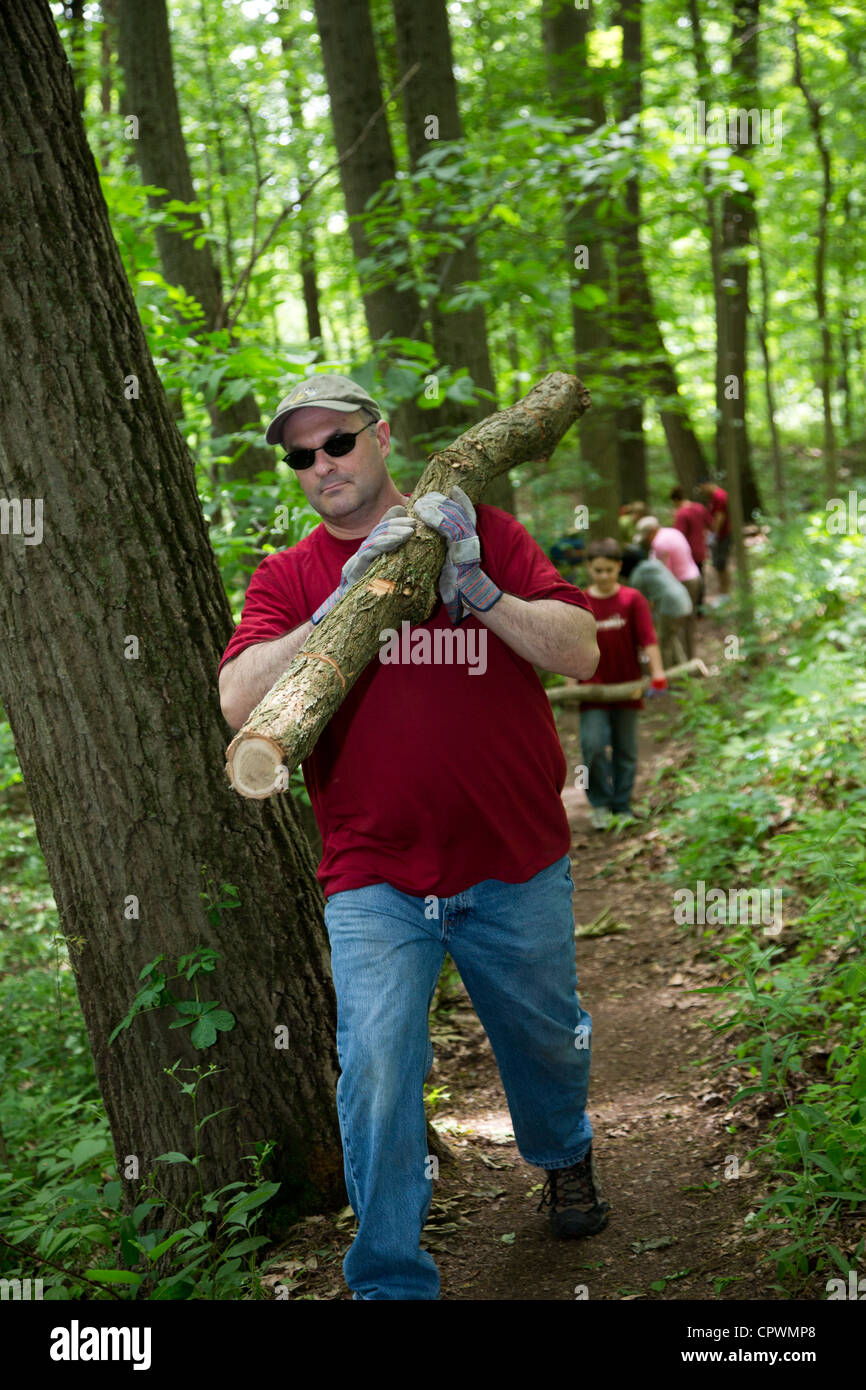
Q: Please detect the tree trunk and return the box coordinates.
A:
[719,0,762,522]
[280,21,324,351]
[115,0,273,485]
[792,17,837,494]
[226,372,592,795]
[754,218,785,516]
[541,0,619,536]
[611,0,647,501]
[312,0,430,457]
[390,0,511,512]
[0,0,345,1223]
[613,0,708,499]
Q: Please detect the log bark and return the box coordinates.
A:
[226,372,591,796]
[546,659,709,705]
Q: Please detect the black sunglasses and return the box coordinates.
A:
[282,419,377,470]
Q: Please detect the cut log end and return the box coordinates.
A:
[225,733,286,799]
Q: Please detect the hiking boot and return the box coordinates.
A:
[537,1147,610,1239]
[590,806,612,830]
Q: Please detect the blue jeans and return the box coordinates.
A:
[580,706,639,813]
[323,854,593,1300]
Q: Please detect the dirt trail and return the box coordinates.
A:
[270,616,781,1301]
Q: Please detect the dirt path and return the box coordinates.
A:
[268,617,782,1301]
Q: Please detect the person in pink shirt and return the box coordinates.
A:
[633,515,699,659]
[670,486,713,615]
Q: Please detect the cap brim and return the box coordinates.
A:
[265,400,379,446]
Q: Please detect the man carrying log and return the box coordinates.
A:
[218,373,607,1301]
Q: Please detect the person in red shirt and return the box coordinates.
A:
[670,486,712,614]
[580,539,667,830]
[697,481,731,595]
[218,374,607,1300]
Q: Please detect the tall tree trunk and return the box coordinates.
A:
[98,0,116,172]
[312,0,430,457]
[754,218,785,516]
[719,0,762,520]
[280,19,324,352]
[541,0,619,536]
[115,0,273,485]
[390,0,511,510]
[0,0,344,1223]
[792,18,837,494]
[614,0,708,499]
[611,0,647,502]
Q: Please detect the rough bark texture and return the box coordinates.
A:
[226,373,592,795]
[541,0,619,535]
[0,0,344,1222]
[115,0,272,484]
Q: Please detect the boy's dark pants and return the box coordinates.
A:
[580,705,639,813]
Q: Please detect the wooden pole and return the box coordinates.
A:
[226,371,592,797]
[546,658,709,704]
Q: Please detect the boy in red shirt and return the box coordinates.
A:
[581,539,667,829]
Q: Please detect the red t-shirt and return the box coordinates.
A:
[581,585,656,711]
[218,505,592,898]
[706,487,730,538]
[674,501,713,564]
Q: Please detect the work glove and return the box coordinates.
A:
[646,676,669,700]
[310,506,415,625]
[413,485,502,624]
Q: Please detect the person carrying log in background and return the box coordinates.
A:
[580,538,668,831]
[217,372,610,1301]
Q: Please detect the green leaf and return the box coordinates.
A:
[155,1151,193,1165]
[70,1136,109,1169]
[147,1229,197,1261]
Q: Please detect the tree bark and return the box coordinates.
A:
[719,0,762,524]
[226,372,592,796]
[280,20,324,350]
[312,0,430,456]
[0,0,344,1223]
[541,0,619,536]
[613,0,708,499]
[115,0,273,485]
[390,0,512,511]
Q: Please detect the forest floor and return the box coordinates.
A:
[265,607,792,1302]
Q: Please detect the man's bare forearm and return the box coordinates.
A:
[219,621,314,729]
[479,594,599,679]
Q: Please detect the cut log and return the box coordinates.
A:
[226,371,592,797]
[547,658,709,704]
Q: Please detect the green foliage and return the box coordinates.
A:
[654,511,866,1292]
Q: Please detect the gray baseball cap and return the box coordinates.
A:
[265,373,382,445]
